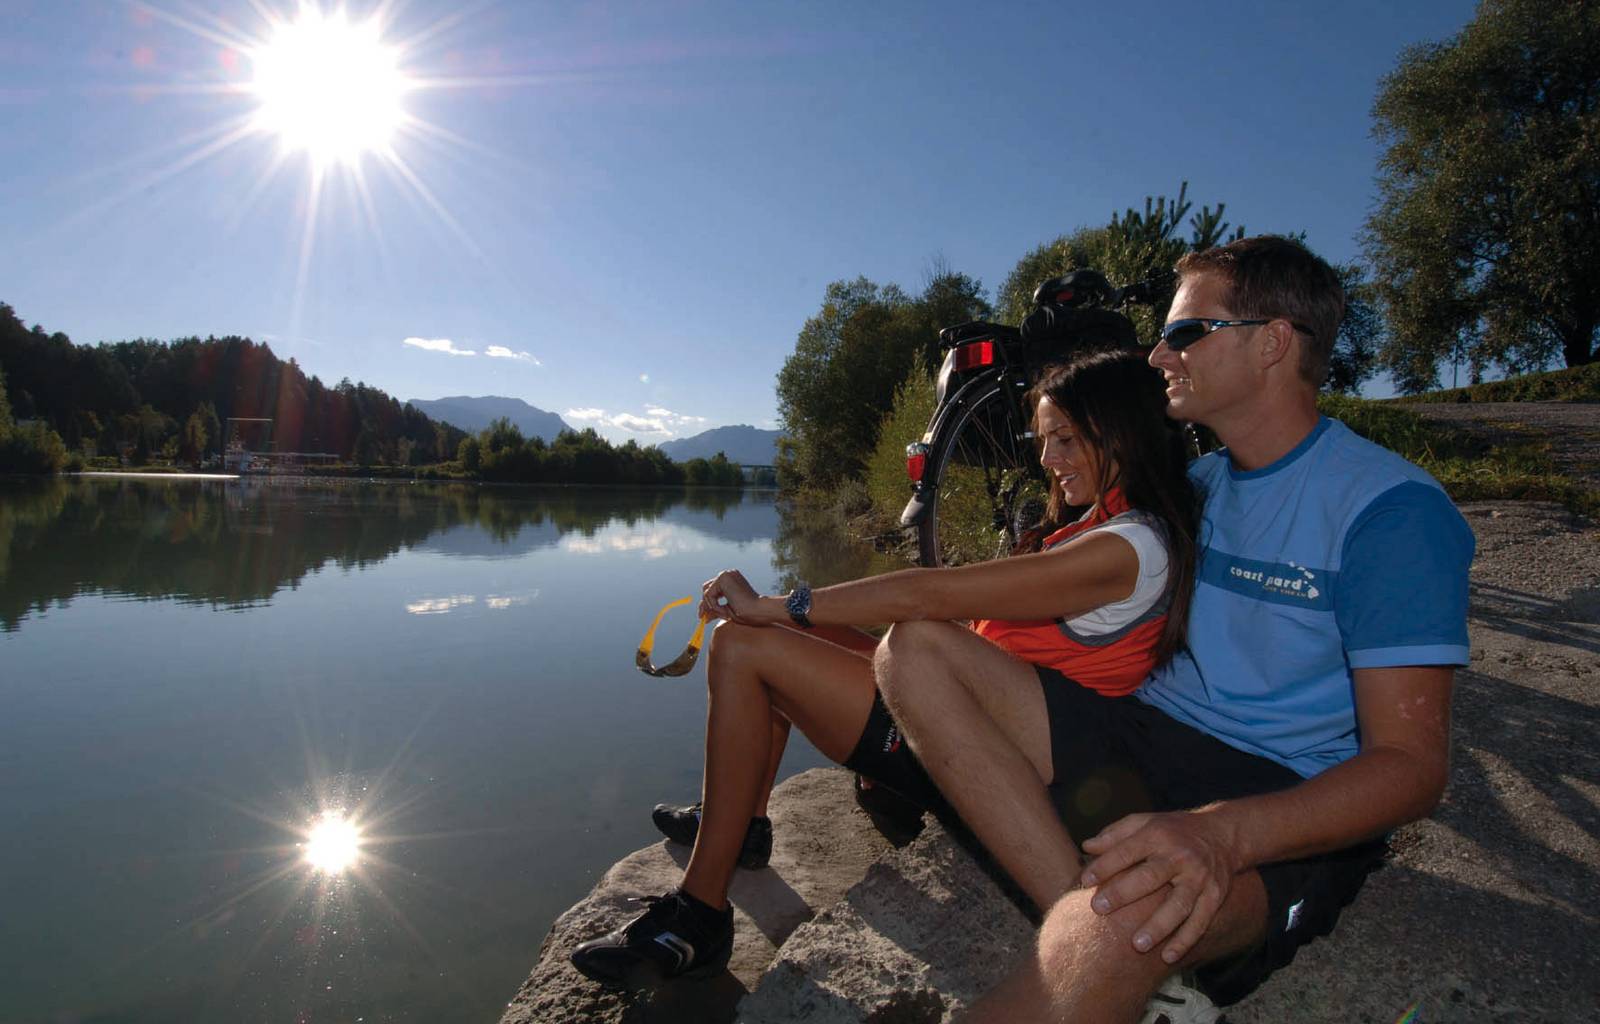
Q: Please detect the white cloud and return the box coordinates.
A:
[644,405,706,428]
[563,405,709,438]
[486,345,541,365]
[404,336,476,357]
[612,413,671,436]
[639,373,650,383]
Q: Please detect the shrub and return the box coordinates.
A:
[1397,362,1600,404]
[864,374,937,523]
[0,422,69,474]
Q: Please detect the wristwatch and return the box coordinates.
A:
[784,582,815,629]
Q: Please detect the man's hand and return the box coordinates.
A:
[1079,807,1243,964]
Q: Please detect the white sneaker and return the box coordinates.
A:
[1138,973,1222,1024]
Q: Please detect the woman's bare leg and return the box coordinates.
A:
[680,622,877,909]
[751,711,790,818]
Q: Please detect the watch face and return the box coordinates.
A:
[786,584,811,624]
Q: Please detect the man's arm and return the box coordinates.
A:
[1078,664,1454,963]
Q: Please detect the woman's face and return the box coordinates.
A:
[1036,397,1111,507]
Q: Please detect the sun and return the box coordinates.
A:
[249,5,410,166]
[302,811,364,873]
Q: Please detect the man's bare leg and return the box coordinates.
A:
[875,620,1081,910]
[961,872,1269,1023]
[681,623,877,908]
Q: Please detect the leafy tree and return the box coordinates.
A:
[180,410,209,465]
[0,422,67,473]
[457,436,481,472]
[1327,264,1383,394]
[776,277,913,488]
[353,426,381,467]
[996,182,1243,338]
[196,401,221,457]
[0,367,67,472]
[911,261,993,374]
[1364,0,1600,388]
[777,271,989,490]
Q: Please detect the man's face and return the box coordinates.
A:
[1148,272,1259,428]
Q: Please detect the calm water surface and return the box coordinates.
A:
[0,476,897,1024]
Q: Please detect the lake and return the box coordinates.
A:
[0,475,899,1023]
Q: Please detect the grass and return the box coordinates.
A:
[1397,361,1600,404]
[1318,393,1598,519]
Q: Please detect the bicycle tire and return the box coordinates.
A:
[915,378,1047,568]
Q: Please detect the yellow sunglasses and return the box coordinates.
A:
[635,596,710,677]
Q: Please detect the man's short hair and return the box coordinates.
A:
[1175,236,1345,387]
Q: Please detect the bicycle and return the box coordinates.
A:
[898,269,1168,568]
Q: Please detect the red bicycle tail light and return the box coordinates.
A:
[905,442,930,482]
[953,340,996,372]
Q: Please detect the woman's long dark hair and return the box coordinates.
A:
[1019,348,1201,670]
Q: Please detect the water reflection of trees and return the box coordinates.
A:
[769,500,907,594]
[0,478,751,631]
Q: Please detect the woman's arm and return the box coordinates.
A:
[704,529,1142,629]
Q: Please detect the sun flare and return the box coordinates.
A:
[250,6,409,166]
[303,811,364,873]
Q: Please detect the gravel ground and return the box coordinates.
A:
[1403,401,1600,491]
[1228,499,1600,1022]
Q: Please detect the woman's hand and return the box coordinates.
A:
[699,570,772,625]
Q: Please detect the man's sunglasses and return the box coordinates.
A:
[1158,317,1314,352]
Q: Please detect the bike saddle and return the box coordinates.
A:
[1031,269,1114,309]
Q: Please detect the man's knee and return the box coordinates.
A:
[875,620,958,701]
[1035,889,1168,994]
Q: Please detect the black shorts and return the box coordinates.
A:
[841,689,946,812]
[1038,666,1386,1007]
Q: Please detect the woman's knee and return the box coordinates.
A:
[705,621,762,678]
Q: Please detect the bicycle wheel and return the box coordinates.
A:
[915,380,1048,567]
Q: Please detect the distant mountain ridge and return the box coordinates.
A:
[405,395,571,442]
[659,424,782,464]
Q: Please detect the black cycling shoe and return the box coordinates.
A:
[651,802,773,870]
[569,889,734,989]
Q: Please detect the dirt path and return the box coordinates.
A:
[1404,401,1600,491]
[1228,498,1600,1022]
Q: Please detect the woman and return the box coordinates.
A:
[570,348,1199,989]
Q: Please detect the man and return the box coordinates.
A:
[876,235,1474,1022]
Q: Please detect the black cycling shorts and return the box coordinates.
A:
[1037,666,1386,1007]
[841,689,946,812]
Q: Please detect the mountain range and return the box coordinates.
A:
[404,396,571,442]
[658,424,782,465]
[405,395,783,464]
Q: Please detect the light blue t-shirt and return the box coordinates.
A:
[1138,417,1475,778]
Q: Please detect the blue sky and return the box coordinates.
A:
[1,0,1475,442]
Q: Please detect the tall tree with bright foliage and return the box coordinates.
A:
[1365,0,1600,391]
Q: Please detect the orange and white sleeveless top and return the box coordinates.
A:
[972,489,1171,697]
